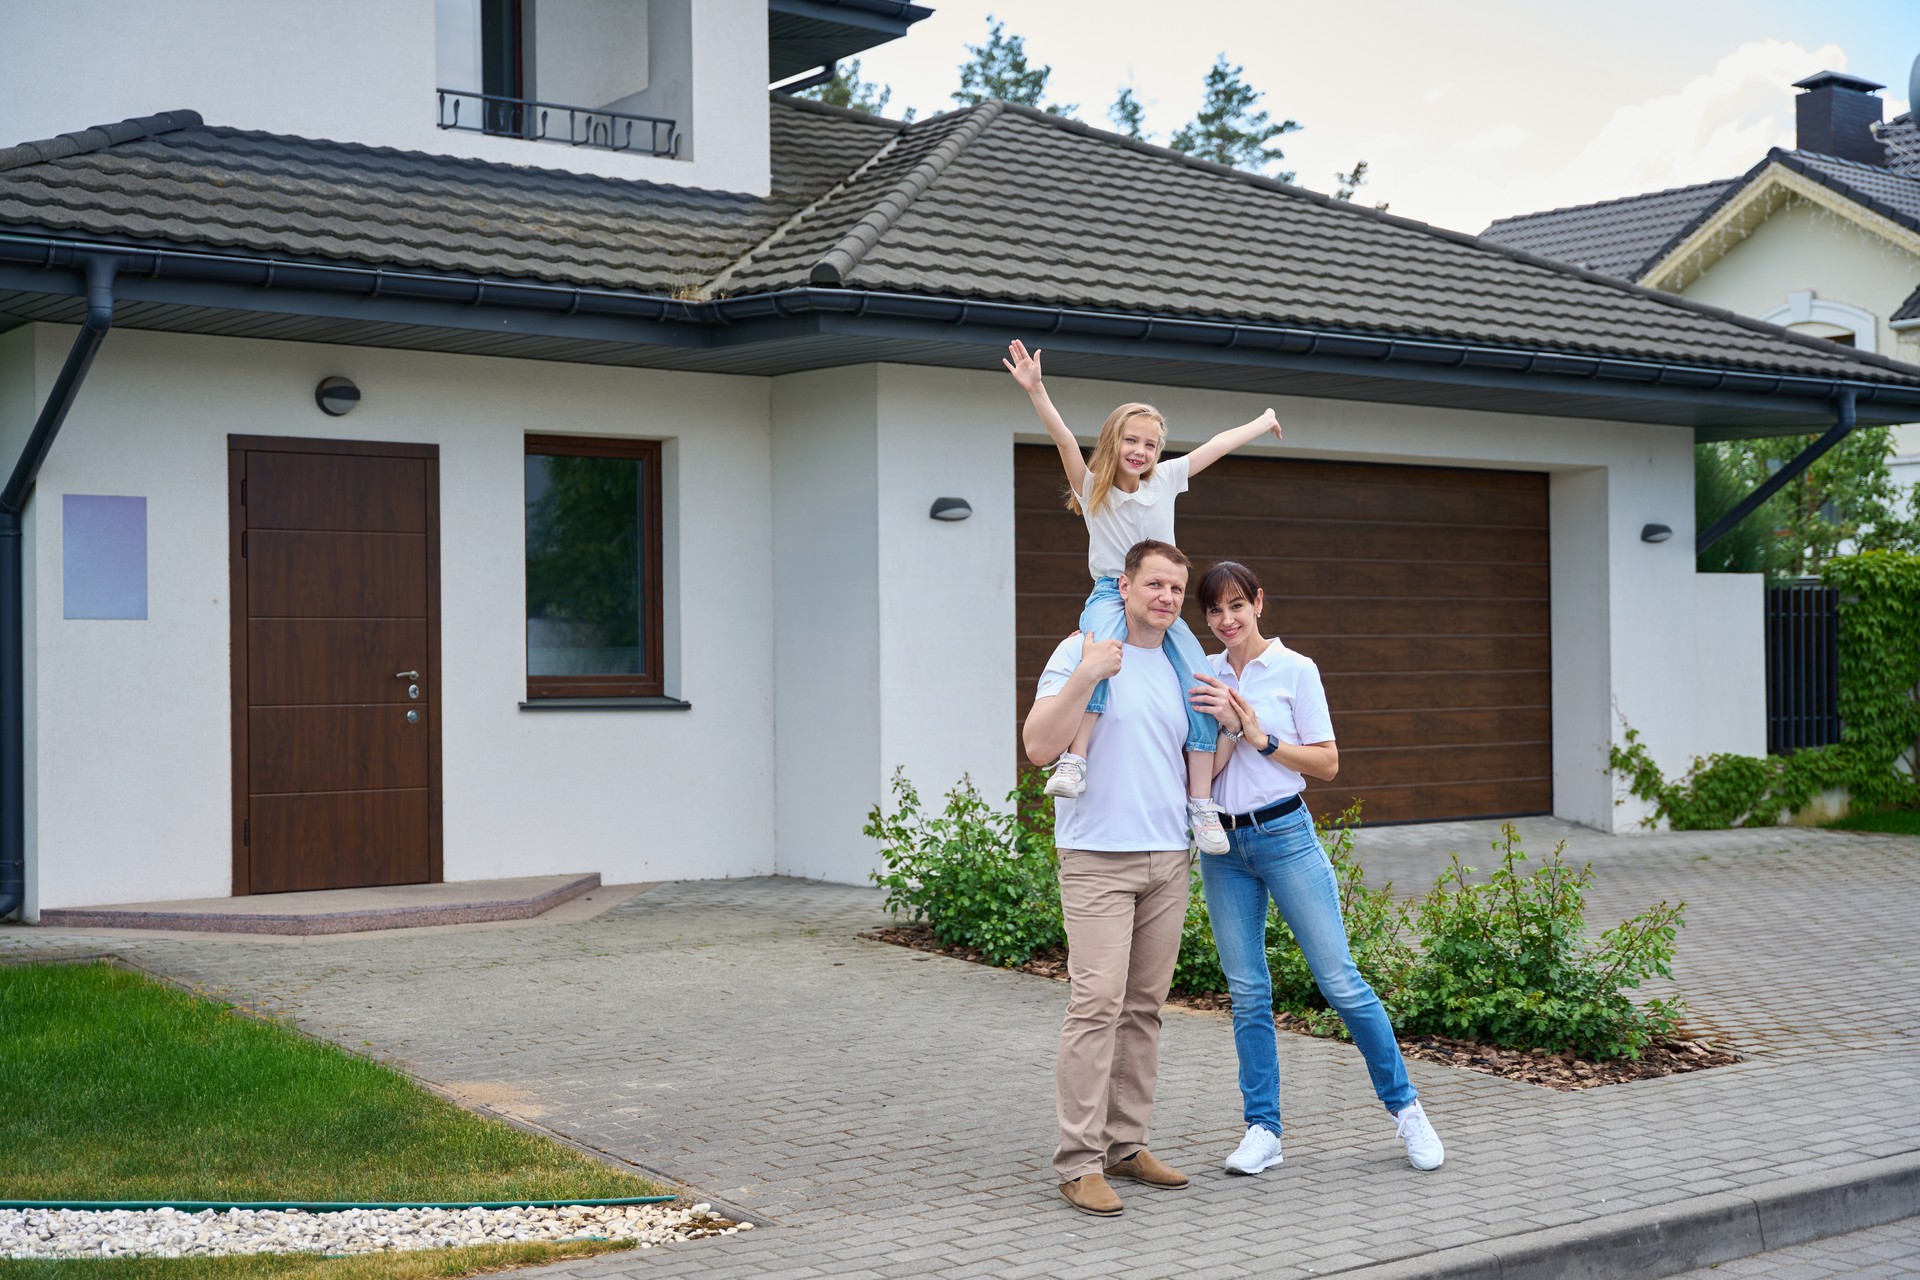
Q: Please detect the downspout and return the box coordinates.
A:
[1696,389,1857,556]
[0,253,116,921]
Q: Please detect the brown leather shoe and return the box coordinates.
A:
[1059,1172,1125,1216]
[1104,1148,1190,1189]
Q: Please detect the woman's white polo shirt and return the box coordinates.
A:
[1210,639,1335,814]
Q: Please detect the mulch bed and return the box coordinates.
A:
[859,922,1741,1091]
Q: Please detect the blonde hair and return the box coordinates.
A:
[1069,402,1167,516]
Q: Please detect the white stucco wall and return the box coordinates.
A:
[769,367,882,882]
[847,366,1763,849]
[1677,201,1920,355]
[1,0,770,194]
[20,325,774,914]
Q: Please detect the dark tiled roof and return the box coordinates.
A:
[1774,148,1920,235]
[4,99,1918,387]
[0,100,902,294]
[1877,112,1920,177]
[1894,283,1920,324]
[1478,179,1739,280]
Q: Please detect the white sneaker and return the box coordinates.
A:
[1394,1101,1444,1171]
[1044,753,1087,798]
[1223,1124,1283,1175]
[1188,799,1229,855]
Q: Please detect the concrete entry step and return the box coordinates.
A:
[36,873,602,936]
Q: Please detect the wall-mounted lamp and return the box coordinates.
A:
[1640,523,1673,543]
[929,497,972,522]
[315,376,361,416]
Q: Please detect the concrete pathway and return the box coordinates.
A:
[4,820,1917,1278]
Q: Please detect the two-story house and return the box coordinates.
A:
[5,1,1920,920]
[1484,63,1920,505]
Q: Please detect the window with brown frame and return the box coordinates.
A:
[524,434,664,699]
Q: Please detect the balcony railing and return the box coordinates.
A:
[436,88,680,157]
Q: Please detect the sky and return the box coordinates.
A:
[844,0,1920,234]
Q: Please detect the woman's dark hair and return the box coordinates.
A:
[1198,561,1262,611]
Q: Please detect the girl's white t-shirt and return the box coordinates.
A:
[1210,639,1336,814]
[1080,454,1191,580]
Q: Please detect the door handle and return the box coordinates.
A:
[395,670,420,679]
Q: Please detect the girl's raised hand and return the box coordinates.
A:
[1258,408,1282,442]
[1002,339,1044,392]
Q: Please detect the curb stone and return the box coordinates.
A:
[1332,1150,1920,1279]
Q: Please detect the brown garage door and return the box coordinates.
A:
[1014,446,1550,824]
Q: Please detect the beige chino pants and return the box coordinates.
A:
[1052,847,1191,1181]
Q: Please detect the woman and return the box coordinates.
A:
[1187,560,1445,1176]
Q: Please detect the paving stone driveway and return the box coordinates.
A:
[4,820,1918,1279]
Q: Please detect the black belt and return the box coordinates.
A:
[1220,793,1304,830]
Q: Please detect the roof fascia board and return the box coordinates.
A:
[802,307,1920,426]
[1645,160,1920,291]
[0,261,720,353]
[6,233,1918,422]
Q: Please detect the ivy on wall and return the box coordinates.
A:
[1610,550,1920,828]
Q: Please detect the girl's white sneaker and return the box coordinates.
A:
[1188,799,1230,854]
[1224,1124,1283,1175]
[1044,754,1087,798]
[1394,1101,1445,1170]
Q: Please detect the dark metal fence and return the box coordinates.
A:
[1765,581,1841,754]
[436,89,680,157]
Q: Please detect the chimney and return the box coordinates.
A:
[1793,71,1886,164]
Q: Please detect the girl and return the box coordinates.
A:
[1187,560,1444,1175]
[1003,338,1282,855]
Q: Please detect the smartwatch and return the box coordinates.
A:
[1257,733,1281,757]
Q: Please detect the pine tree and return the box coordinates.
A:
[1169,55,1299,178]
[953,17,1076,117]
[798,59,913,121]
[1109,86,1148,141]
[1333,159,1369,201]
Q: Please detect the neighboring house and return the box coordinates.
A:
[6,2,1920,918]
[1484,67,1920,505]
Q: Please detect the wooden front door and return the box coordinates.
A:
[229,436,442,894]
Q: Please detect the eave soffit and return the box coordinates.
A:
[1643,160,1920,293]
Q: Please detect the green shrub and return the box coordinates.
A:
[1396,824,1686,1059]
[865,767,1063,966]
[1611,550,1920,828]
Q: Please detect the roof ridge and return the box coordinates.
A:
[1482,176,1740,231]
[992,107,1920,381]
[809,100,1003,286]
[702,112,919,296]
[0,110,203,173]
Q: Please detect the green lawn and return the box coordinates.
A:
[1822,809,1920,836]
[0,961,670,1276]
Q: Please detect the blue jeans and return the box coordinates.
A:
[1079,577,1218,753]
[1197,803,1416,1135]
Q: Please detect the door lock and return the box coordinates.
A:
[406,710,420,724]
[407,684,420,699]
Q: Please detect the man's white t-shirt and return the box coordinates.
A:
[1036,632,1190,851]
[1080,454,1190,580]
[1210,639,1336,814]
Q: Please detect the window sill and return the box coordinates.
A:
[518,696,692,711]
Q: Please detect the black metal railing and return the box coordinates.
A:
[436,89,679,157]
[1765,580,1841,754]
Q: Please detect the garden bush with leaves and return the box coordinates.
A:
[865,767,1062,966]
[1395,825,1685,1059]
[868,777,1689,1061]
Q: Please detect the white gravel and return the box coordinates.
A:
[1,1202,749,1259]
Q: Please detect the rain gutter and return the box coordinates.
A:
[3,232,1919,421]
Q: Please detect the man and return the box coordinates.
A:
[1023,538,1198,1217]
